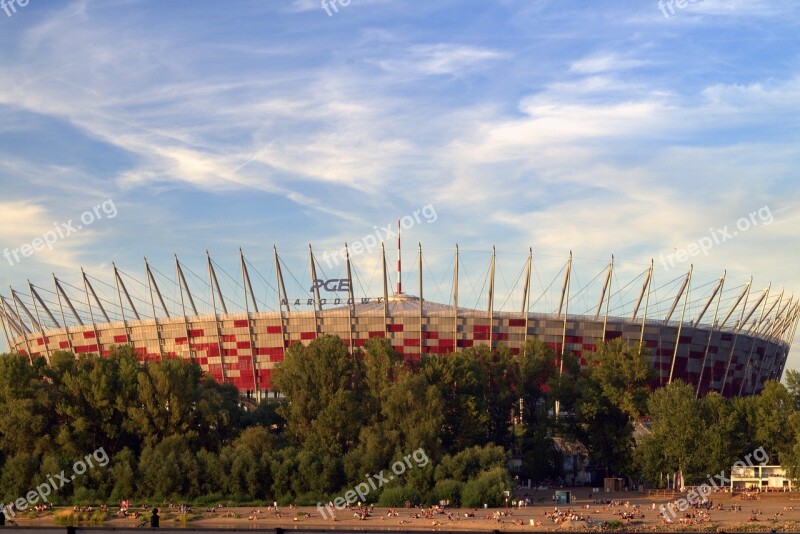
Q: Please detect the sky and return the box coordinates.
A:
[0,0,798,368]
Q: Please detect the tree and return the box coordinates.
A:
[138,435,201,499]
[0,354,56,456]
[635,381,705,485]
[472,345,516,447]
[125,356,241,450]
[127,357,202,446]
[272,336,367,455]
[785,369,800,410]
[585,339,651,419]
[571,375,634,477]
[515,340,558,426]
[697,392,750,476]
[109,447,138,501]
[420,350,489,452]
[515,341,562,482]
[553,340,653,479]
[361,339,404,422]
[51,349,140,457]
[751,381,795,464]
[460,467,511,508]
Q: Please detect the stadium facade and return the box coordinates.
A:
[1,242,797,400]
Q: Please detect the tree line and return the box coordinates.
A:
[1,337,799,507]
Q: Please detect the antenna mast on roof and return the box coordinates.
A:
[397,218,402,295]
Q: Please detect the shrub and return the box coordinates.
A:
[89,510,109,525]
[460,467,510,508]
[53,512,89,526]
[192,492,226,506]
[377,486,421,507]
[71,486,104,506]
[435,445,508,482]
[432,479,463,507]
[293,492,329,506]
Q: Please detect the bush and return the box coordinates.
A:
[53,512,89,526]
[432,479,463,507]
[71,486,104,506]
[192,492,226,507]
[460,467,510,508]
[89,510,109,525]
[435,445,508,483]
[174,512,202,523]
[377,486,421,507]
[293,492,329,506]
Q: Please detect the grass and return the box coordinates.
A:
[51,509,108,526]
[53,511,89,526]
[172,512,203,523]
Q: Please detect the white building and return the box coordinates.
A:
[730,465,792,491]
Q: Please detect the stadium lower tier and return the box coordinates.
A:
[7,308,788,399]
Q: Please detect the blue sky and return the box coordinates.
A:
[0,0,798,367]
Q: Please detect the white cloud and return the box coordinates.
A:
[0,0,798,360]
[570,53,649,74]
[375,44,505,76]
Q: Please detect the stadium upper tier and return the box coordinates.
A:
[1,244,797,399]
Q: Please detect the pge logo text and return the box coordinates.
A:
[310,279,350,292]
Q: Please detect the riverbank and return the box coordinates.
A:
[7,490,800,531]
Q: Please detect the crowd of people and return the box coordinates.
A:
[4,487,799,530]
[662,508,713,526]
[542,506,590,525]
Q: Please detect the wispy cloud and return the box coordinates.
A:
[375,44,505,77]
[0,0,798,356]
[570,52,649,74]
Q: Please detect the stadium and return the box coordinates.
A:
[1,239,797,400]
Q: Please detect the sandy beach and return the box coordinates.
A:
[10,489,800,531]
